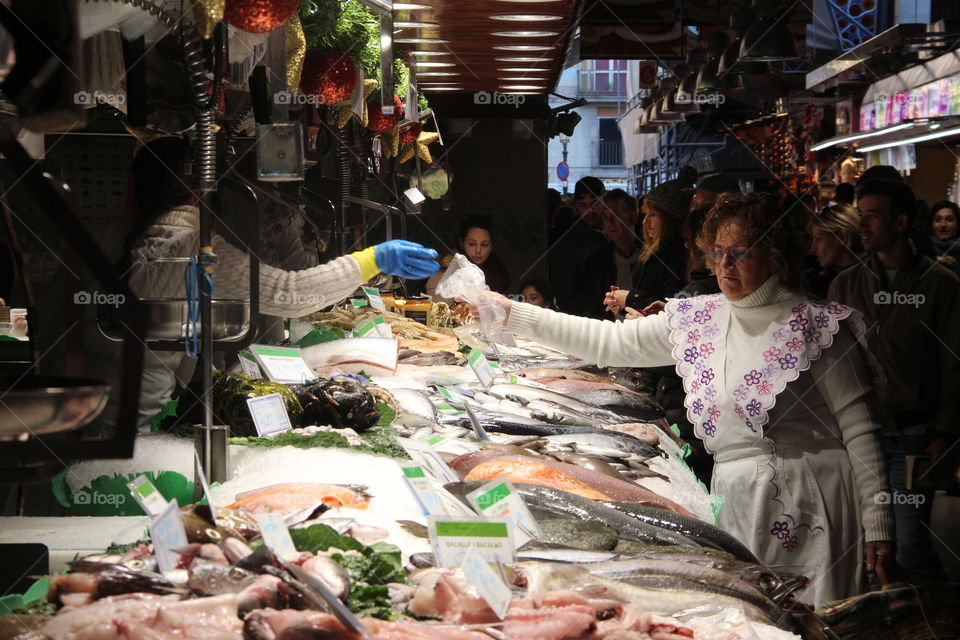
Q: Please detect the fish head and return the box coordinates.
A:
[188,559,257,595]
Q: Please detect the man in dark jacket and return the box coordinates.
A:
[829,178,960,585]
[574,189,641,318]
[549,176,609,314]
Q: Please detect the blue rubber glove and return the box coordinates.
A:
[374,240,440,279]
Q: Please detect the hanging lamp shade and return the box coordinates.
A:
[739,0,799,62]
[739,18,799,61]
[696,31,731,91]
[674,74,701,111]
[717,6,768,75]
[652,97,684,122]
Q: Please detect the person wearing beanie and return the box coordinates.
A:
[691,173,741,212]
[604,167,697,314]
[550,176,609,313]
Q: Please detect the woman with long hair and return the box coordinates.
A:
[805,203,864,297]
[427,215,511,300]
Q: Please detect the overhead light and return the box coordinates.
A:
[415,61,456,67]
[810,122,918,151]
[420,86,463,91]
[491,31,559,37]
[393,3,432,9]
[418,71,459,76]
[498,67,550,72]
[396,37,449,44]
[738,1,799,62]
[499,76,546,81]
[418,81,461,85]
[490,14,563,21]
[494,44,553,50]
[496,56,553,62]
[501,84,547,90]
[497,0,562,2]
[859,125,960,153]
[394,21,440,28]
[410,50,449,56]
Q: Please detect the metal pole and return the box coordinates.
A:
[561,137,569,196]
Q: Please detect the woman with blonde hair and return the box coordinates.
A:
[806,203,863,297]
[604,167,696,315]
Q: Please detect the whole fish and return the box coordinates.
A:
[300,554,351,600]
[580,557,783,618]
[514,368,610,382]
[487,383,633,425]
[228,483,371,513]
[454,453,693,516]
[446,482,698,549]
[544,451,630,481]
[598,422,661,445]
[600,500,759,563]
[391,388,439,427]
[187,559,258,596]
[536,518,619,551]
[562,389,665,422]
[527,431,663,461]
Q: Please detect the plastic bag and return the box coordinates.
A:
[435,254,506,342]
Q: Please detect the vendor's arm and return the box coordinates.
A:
[810,323,895,544]
[506,299,675,368]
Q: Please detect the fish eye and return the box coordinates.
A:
[127,559,144,569]
[229,568,247,580]
[205,528,222,541]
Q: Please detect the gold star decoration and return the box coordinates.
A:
[285,14,306,93]
[335,79,378,129]
[193,0,224,39]
[379,123,401,158]
[399,130,440,164]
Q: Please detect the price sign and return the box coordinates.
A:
[127,475,168,517]
[428,516,514,566]
[507,374,549,390]
[353,316,392,339]
[362,286,387,312]
[255,513,298,560]
[193,451,219,526]
[398,438,459,484]
[250,344,315,384]
[247,393,294,436]
[467,480,541,547]
[238,351,263,378]
[150,499,189,574]
[461,548,512,620]
[400,464,446,515]
[467,348,497,388]
[427,434,481,455]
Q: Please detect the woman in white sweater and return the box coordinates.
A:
[478,193,895,606]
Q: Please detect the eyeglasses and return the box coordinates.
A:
[706,244,751,262]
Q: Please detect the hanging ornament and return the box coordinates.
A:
[225,0,301,34]
[300,50,358,106]
[366,93,403,133]
[193,0,225,39]
[399,129,439,164]
[336,78,377,129]
[285,13,306,93]
[399,122,422,146]
[378,123,401,158]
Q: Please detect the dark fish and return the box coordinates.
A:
[563,389,665,422]
[536,518,619,551]
[78,564,186,600]
[187,558,258,596]
[599,500,759,563]
[397,520,429,539]
[445,482,698,549]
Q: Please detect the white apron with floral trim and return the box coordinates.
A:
[664,282,876,605]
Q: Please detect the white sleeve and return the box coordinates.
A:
[212,236,363,317]
[505,302,675,368]
[810,323,895,542]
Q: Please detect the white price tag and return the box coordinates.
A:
[428,516,514,566]
[467,480,541,547]
[362,286,387,312]
[247,393,294,436]
[238,351,263,378]
[461,548,512,620]
[250,344,316,384]
[255,513,298,560]
[467,348,497,388]
[398,438,459,484]
[149,498,189,574]
[126,475,169,517]
[193,451,218,526]
[427,434,481,455]
[507,374,550,390]
[400,464,446,515]
[353,316,392,339]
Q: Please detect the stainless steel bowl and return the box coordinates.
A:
[0,376,111,440]
[98,299,250,342]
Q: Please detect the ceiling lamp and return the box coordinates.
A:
[718,7,769,75]
[411,50,450,56]
[494,44,553,51]
[420,87,463,91]
[739,0,800,62]
[492,30,559,37]
[415,61,455,67]
[490,14,563,21]
[396,38,449,44]
[634,105,659,134]
[501,84,547,90]
[697,31,731,91]
[393,3,432,9]
[418,72,459,76]
[674,53,705,112]
[496,56,553,62]
[394,21,439,28]
[498,67,550,73]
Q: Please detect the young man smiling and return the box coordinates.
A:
[829,178,960,585]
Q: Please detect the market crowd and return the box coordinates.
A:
[465,166,960,605]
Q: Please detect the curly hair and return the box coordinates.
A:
[697,192,804,288]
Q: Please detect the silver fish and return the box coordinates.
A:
[187,558,257,596]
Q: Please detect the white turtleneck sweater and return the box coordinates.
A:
[506,276,894,549]
[128,205,362,317]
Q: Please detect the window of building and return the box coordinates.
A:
[579,59,628,95]
[598,117,623,166]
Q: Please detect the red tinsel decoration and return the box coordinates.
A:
[367,94,403,132]
[300,50,358,106]
[399,122,422,145]
[224,0,300,34]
